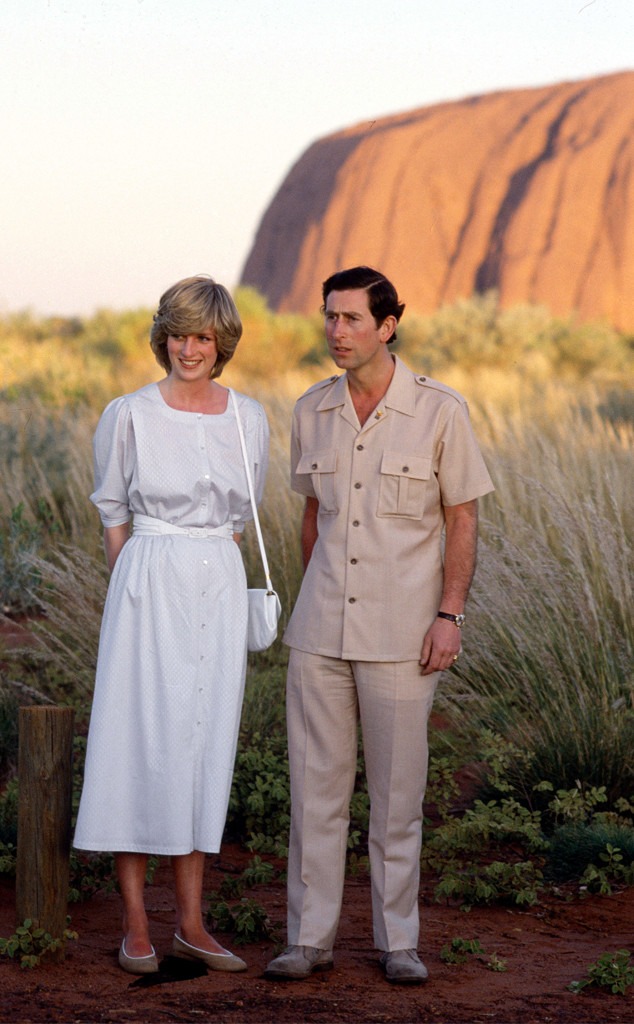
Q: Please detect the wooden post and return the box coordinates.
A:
[16,706,75,961]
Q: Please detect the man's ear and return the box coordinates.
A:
[380,315,397,343]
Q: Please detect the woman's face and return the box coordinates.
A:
[166,330,219,382]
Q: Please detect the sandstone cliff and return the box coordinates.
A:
[241,71,634,330]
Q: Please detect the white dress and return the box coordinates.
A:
[73,383,269,855]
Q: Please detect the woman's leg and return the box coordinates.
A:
[115,852,153,955]
[172,850,228,953]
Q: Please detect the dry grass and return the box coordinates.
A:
[1,348,632,803]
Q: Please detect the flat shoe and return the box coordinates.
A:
[118,939,159,974]
[172,933,247,972]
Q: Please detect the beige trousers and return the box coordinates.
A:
[286,649,439,952]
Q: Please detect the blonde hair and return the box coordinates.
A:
[150,275,243,379]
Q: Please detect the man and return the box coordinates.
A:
[265,267,494,984]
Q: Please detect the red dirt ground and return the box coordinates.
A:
[1,846,632,1024]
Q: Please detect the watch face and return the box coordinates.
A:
[455,614,466,628]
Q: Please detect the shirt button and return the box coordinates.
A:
[356,444,364,451]
[203,559,208,565]
[311,462,318,470]
[350,558,358,565]
[354,482,361,489]
[402,466,409,473]
[352,520,360,527]
[348,597,356,604]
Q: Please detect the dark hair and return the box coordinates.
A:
[150,275,242,379]
[321,266,405,343]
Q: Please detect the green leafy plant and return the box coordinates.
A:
[434,858,543,908]
[0,502,60,615]
[569,949,634,995]
[68,851,117,902]
[0,918,77,969]
[206,897,277,945]
[422,796,547,907]
[547,819,634,890]
[226,734,290,850]
[440,937,485,963]
[440,936,507,972]
[487,952,508,972]
[212,856,278,900]
[0,840,16,875]
[579,844,634,896]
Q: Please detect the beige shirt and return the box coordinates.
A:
[283,356,494,661]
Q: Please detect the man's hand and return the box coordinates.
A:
[419,617,462,675]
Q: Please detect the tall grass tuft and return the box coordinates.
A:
[442,396,633,808]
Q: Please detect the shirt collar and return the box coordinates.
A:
[315,355,416,418]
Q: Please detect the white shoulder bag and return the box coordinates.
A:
[230,390,282,652]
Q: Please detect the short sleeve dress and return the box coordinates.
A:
[73,383,269,855]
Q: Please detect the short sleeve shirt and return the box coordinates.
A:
[283,356,494,661]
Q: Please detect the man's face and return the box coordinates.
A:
[324,288,392,373]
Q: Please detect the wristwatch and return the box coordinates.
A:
[437,611,466,628]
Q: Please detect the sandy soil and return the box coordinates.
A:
[1,846,632,1024]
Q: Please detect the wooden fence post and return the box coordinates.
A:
[16,706,75,960]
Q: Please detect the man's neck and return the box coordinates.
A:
[347,355,396,426]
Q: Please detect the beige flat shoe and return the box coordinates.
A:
[118,939,159,974]
[172,933,247,972]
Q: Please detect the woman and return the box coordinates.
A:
[74,275,269,974]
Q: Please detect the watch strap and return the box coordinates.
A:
[437,611,466,627]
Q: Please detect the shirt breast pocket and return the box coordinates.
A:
[296,450,339,513]
[377,451,431,519]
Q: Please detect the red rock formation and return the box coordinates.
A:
[241,71,634,330]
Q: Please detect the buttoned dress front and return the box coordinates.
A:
[73,383,269,856]
[282,355,494,951]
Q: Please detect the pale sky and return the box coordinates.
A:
[1,0,632,316]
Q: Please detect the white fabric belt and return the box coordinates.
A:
[132,513,234,540]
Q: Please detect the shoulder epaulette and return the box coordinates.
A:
[297,375,340,401]
[414,374,464,404]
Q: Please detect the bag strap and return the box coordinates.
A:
[229,389,274,594]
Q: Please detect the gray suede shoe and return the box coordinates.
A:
[265,944,334,979]
[379,948,428,984]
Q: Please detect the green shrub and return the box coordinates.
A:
[226,733,290,850]
[206,897,278,945]
[548,821,634,884]
[0,918,78,969]
[569,949,634,995]
[422,796,547,907]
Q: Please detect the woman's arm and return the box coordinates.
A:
[103,523,131,574]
